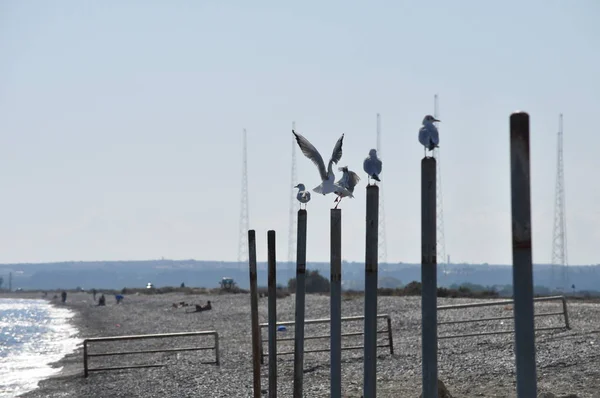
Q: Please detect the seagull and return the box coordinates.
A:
[292,130,352,198]
[294,183,311,209]
[333,166,360,209]
[363,149,382,185]
[418,115,441,157]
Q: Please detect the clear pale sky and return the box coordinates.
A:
[1,1,599,265]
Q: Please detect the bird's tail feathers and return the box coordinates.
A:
[372,174,381,182]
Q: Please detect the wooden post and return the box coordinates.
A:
[509,111,537,397]
[248,230,261,398]
[293,210,308,398]
[421,157,438,398]
[330,209,342,398]
[364,185,379,398]
[83,340,89,377]
[267,230,277,398]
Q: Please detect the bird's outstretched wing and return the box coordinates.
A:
[347,170,361,190]
[337,167,360,190]
[327,134,344,177]
[293,130,328,181]
[335,167,348,186]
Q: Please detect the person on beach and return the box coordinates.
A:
[98,294,106,306]
[61,291,67,303]
[115,294,124,304]
[92,288,97,301]
[194,301,212,312]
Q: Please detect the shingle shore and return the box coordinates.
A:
[8,292,600,398]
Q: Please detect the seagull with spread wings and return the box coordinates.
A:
[333,166,360,209]
[292,130,352,202]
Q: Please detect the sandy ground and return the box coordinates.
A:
[5,291,600,398]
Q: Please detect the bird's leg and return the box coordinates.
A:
[367,176,371,186]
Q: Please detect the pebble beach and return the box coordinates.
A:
[8,292,600,398]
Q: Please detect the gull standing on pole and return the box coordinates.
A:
[418,115,441,157]
[294,183,311,209]
[292,130,352,198]
[333,166,360,209]
[363,149,382,184]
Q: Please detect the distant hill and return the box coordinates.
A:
[1,260,599,295]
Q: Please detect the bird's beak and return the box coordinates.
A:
[294,185,298,188]
[434,118,441,122]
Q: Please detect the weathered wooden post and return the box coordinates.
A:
[267,230,277,398]
[83,340,89,377]
[248,230,261,398]
[421,157,438,398]
[364,184,379,397]
[293,210,308,398]
[509,111,538,397]
[330,209,342,398]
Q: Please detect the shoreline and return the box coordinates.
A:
[3,292,599,397]
[26,292,132,398]
[0,294,85,398]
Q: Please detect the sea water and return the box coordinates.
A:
[0,298,80,397]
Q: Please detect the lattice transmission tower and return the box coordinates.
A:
[288,121,299,265]
[237,128,250,264]
[376,113,388,264]
[551,113,568,290]
[433,94,447,277]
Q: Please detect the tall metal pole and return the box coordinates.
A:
[293,209,308,398]
[551,113,568,291]
[267,230,277,398]
[433,95,447,280]
[364,185,379,398]
[509,112,538,397]
[376,114,387,265]
[421,157,438,398]
[238,129,250,264]
[288,121,299,275]
[330,209,342,398]
[248,230,262,398]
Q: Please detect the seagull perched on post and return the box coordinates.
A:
[363,149,382,185]
[294,183,311,209]
[333,166,360,209]
[418,115,441,157]
[292,130,352,199]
